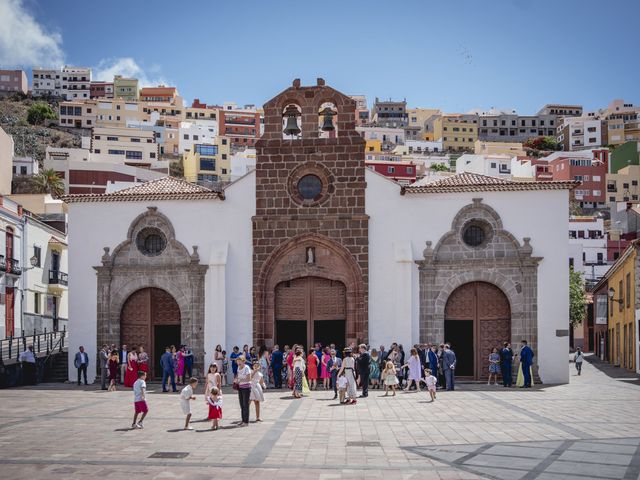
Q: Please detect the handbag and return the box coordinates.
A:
[232,381,239,391]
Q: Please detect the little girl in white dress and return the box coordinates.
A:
[382,361,399,396]
[250,362,267,421]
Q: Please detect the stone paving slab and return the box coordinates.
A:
[0,359,639,479]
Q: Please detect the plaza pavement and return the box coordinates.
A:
[0,356,638,479]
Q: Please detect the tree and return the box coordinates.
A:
[170,161,184,178]
[569,267,587,328]
[523,136,559,152]
[430,163,449,172]
[31,169,65,197]
[27,101,57,125]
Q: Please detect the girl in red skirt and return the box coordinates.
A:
[207,386,223,430]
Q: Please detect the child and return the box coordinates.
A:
[337,371,348,403]
[132,371,148,429]
[488,347,500,385]
[424,367,437,402]
[180,377,198,430]
[250,362,266,422]
[382,361,399,396]
[207,387,223,430]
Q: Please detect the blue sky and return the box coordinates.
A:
[1,0,638,113]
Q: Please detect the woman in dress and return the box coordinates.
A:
[403,348,423,392]
[234,356,252,426]
[488,347,501,385]
[250,361,267,421]
[205,364,221,400]
[108,350,119,392]
[338,348,357,404]
[242,345,251,363]
[321,347,331,390]
[213,345,225,386]
[137,345,149,374]
[306,348,318,390]
[176,345,186,385]
[123,345,138,388]
[292,348,305,399]
[369,348,381,390]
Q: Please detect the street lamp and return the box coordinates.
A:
[608,287,623,305]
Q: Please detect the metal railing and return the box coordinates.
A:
[0,327,66,362]
[48,270,69,286]
[6,258,21,275]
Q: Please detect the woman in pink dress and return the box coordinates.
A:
[176,345,186,385]
[123,346,138,388]
[321,347,331,390]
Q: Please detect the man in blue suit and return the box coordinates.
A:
[500,342,514,387]
[428,344,439,379]
[160,346,176,392]
[519,340,534,388]
[271,344,284,389]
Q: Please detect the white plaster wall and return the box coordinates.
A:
[67,172,255,382]
[366,170,570,384]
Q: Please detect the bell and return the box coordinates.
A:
[320,107,335,132]
[283,105,301,137]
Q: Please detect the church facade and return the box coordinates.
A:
[66,80,574,384]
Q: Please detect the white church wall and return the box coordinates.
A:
[365,170,570,384]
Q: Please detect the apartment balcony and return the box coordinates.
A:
[225,118,255,126]
[1,257,21,275]
[224,129,255,136]
[48,270,68,287]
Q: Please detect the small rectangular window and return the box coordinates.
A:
[34,292,41,314]
[626,273,631,308]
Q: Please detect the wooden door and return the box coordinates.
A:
[5,287,14,337]
[445,282,511,380]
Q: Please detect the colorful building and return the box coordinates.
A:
[606,165,640,203]
[433,114,478,152]
[0,69,28,96]
[182,136,231,185]
[113,76,139,101]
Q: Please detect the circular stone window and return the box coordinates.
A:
[297,174,323,201]
[462,221,491,248]
[136,228,167,256]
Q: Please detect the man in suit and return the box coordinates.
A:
[500,342,514,387]
[327,349,342,399]
[183,346,194,378]
[271,345,283,388]
[428,344,439,379]
[160,346,177,392]
[99,345,109,390]
[74,346,89,385]
[357,344,371,398]
[119,344,128,384]
[442,343,457,391]
[519,340,534,388]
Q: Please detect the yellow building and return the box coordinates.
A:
[183,136,231,184]
[602,241,637,372]
[113,75,139,101]
[94,98,148,127]
[606,165,640,202]
[474,140,526,157]
[433,114,478,152]
[365,139,381,153]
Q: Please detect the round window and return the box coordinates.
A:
[462,224,486,247]
[297,174,323,201]
[136,228,167,256]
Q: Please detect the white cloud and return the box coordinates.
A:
[94,57,169,87]
[0,0,64,67]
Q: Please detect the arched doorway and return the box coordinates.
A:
[274,277,346,351]
[120,288,181,379]
[444,282,511,380]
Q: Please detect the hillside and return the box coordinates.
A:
[0,94,81,165]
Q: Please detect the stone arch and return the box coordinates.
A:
[255,232,366,347]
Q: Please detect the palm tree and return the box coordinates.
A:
[32,169,65,197]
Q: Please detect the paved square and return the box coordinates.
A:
[0,358,639,479]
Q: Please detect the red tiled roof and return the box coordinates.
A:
[62,177,224,203]
[402,173,578,194]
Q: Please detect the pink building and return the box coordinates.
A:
[0,70,28,96]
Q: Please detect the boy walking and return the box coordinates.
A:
[180,377,198,430]
[132,371,148,429]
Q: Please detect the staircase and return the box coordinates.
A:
[43,349,68,382]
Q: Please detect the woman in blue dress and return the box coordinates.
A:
[488,347,501,385]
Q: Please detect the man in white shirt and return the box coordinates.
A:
[19,345,37,385]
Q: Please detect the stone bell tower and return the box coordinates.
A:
[253,78,368,349]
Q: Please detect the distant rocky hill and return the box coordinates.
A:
[0,94,81,165]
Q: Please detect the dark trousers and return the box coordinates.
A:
[575,362,582,375]
[238,387,250,423]
[22,362,36,385]
[438,370,446,389]
[101,367,108,389]
[184,363,193,379]
[273,365,282,388]
[331,371,338,396]
[77,364,88,385]
[162,369,176,391]
[501,363,512,386]
[359,371,369,396]
[522,363,532,387]
[444,369,455,390]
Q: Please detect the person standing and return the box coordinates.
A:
[205,364,221,402]
[137,346,149,374]
[74,346,89,386]
[488,348,500,386]
[183,346,194,379]
[160,346,177,392]
[175,346,186,386]
[327,349,342,399]
[99,344,109,390]
[357,344,371,398]
[428,345,439,379]
[306,349,319,390]
[131,371,148,429]
[574,347,584,375]
[234,356,252,426]
[271,345,283,389]
[437,344,446,390]
[443,344,457,391]
[369,349,380,390]
[230,346,241,380]
[19,345,37,385]
[259,348,270,385]
[250,362,267,422]
[119,344,128,384]
[404,348,423,392]
[213,345,224,383]
[124,347,138,388]
[108,350,119,391]
[338,348,357,404]
[519,340,534,388]
[500,342,514,387]
[292,348,305,398]
[180,377,198,430]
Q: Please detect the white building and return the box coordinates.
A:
[31,68,61,97]
[557,116,604,151]
[60,66,91,100]
[230,148,256,181]
[356,126,405,147]
[1,127,14,195]
[568,216,609,285]
[456,154,513,179]
[0,195,24,338]
[178,122,219,154]
[13,156,38,176]
[403,139,444,154]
